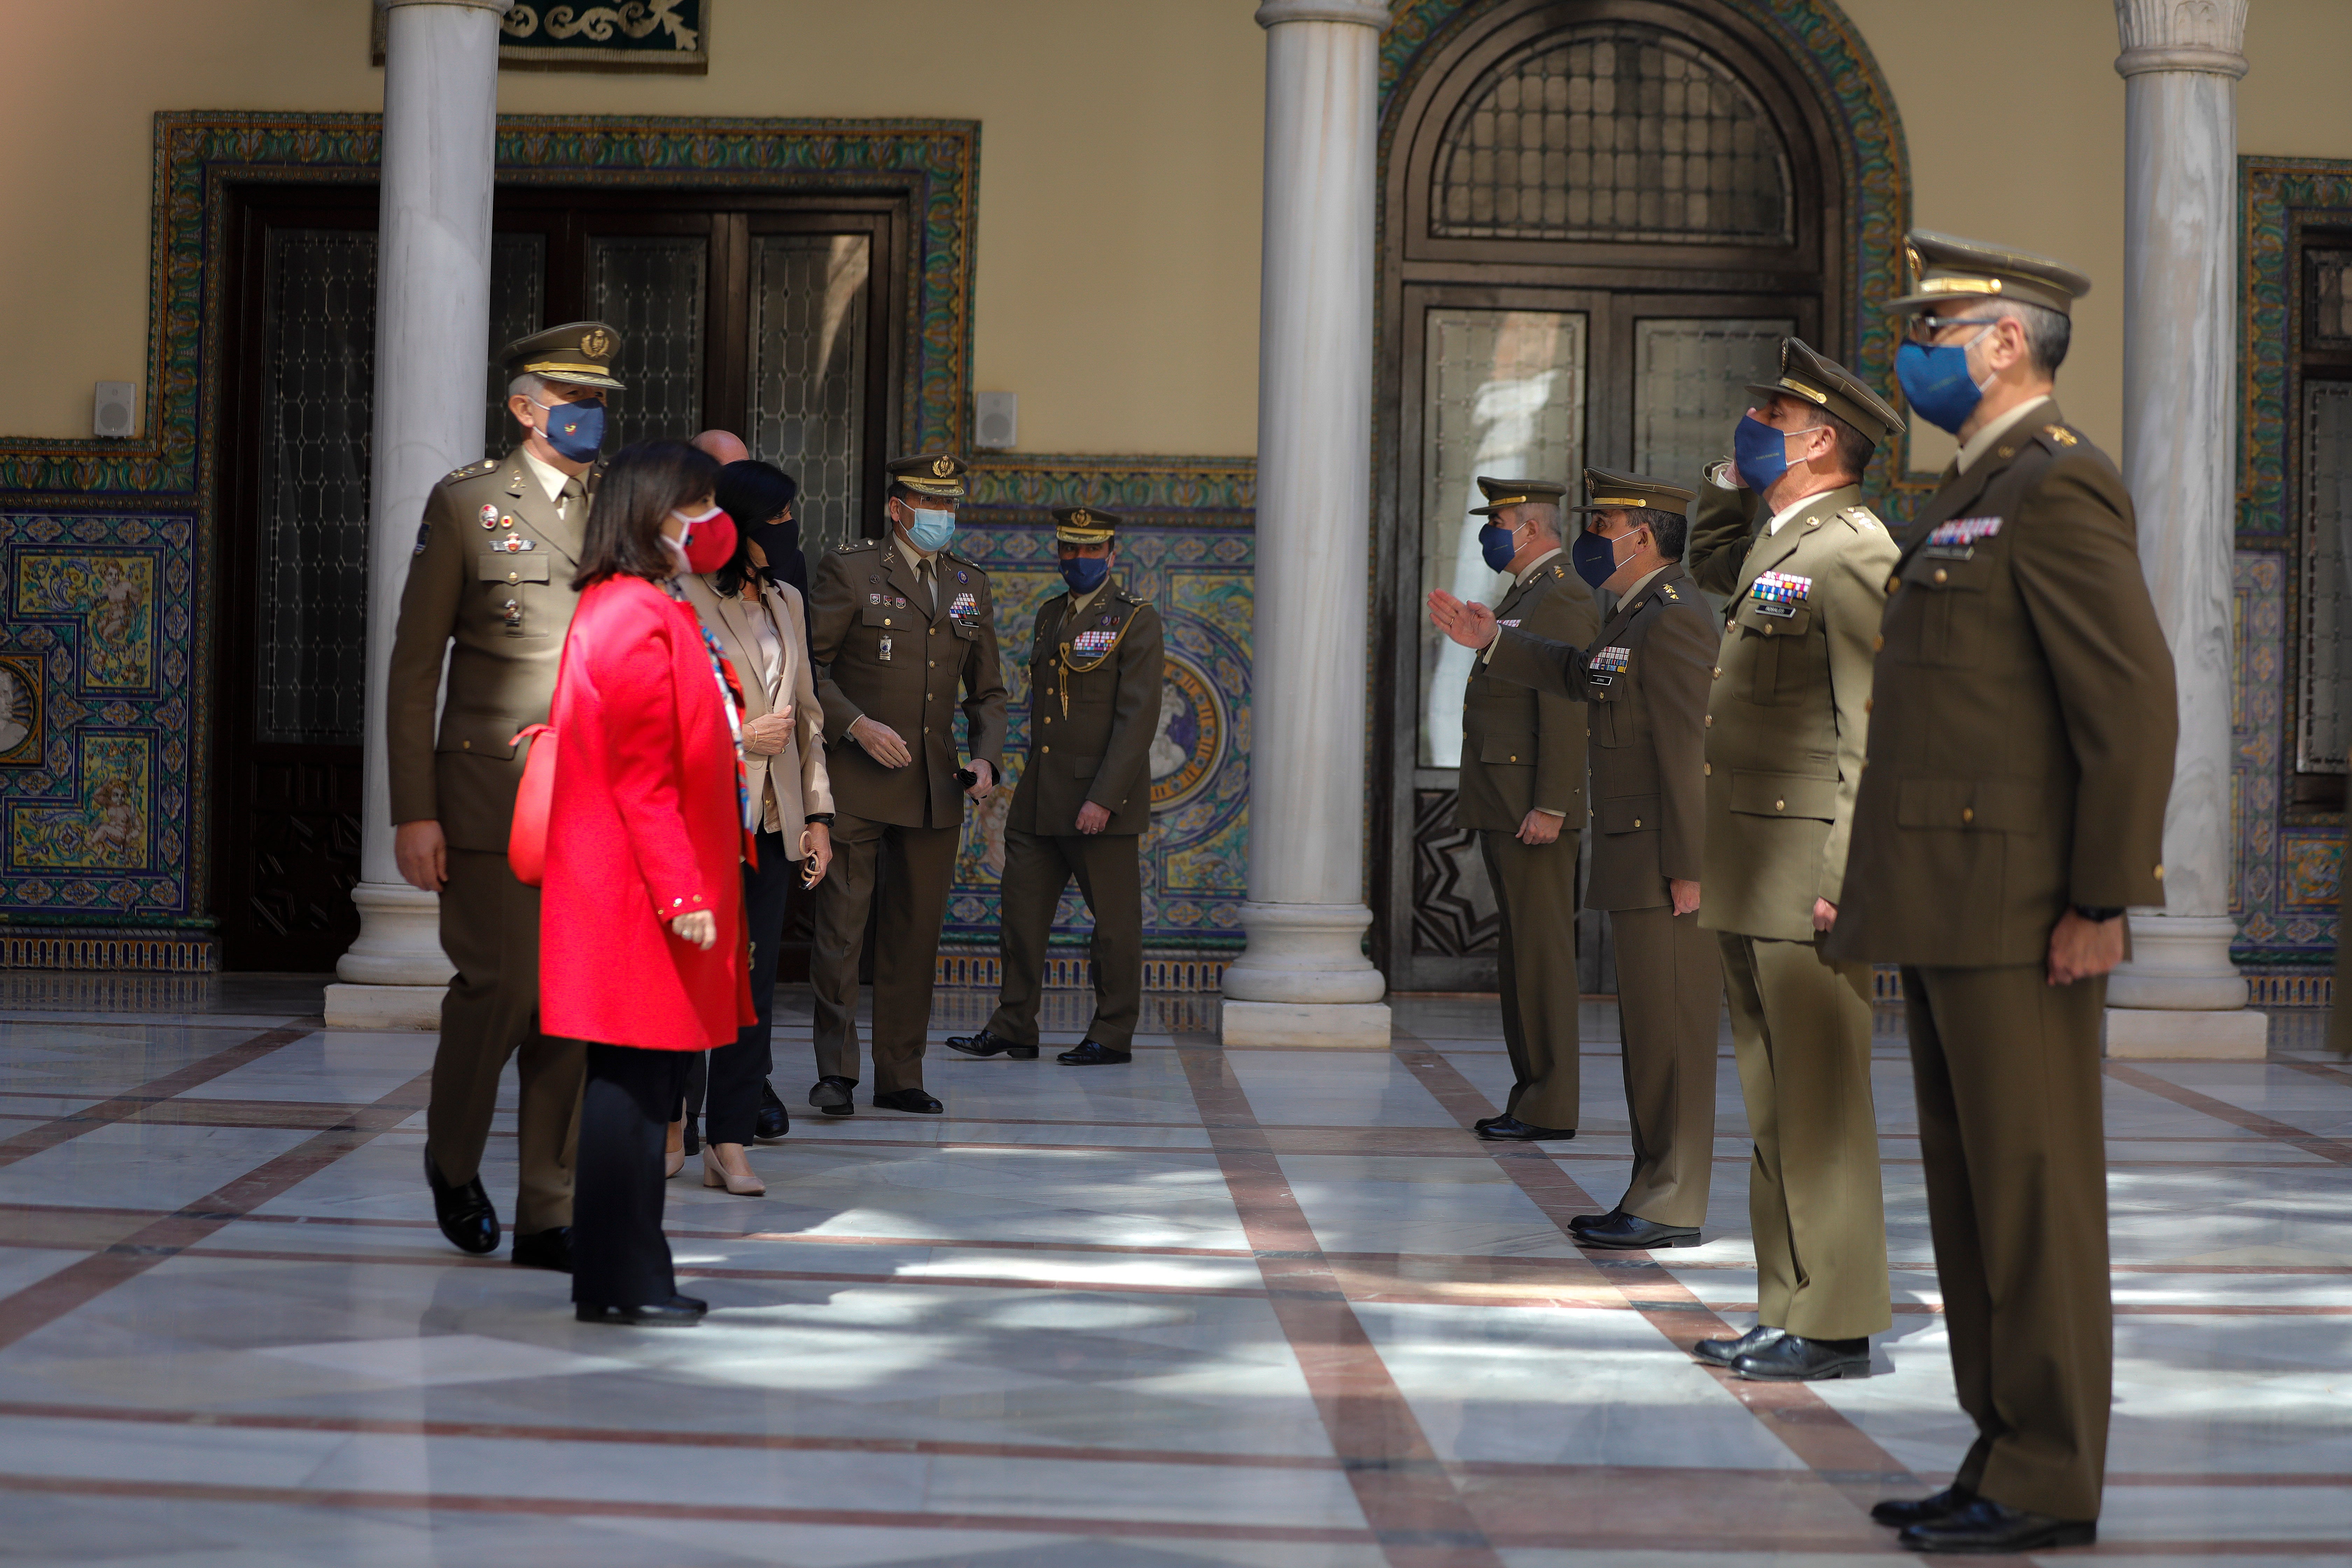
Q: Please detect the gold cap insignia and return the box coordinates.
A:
[932,455,954,478]
[582,327,613,358]
[1071,508,1091,526]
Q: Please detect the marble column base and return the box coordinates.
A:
[1218,901,1386,1004]
[335,880,454,986]
[322,982,446,1033]
[1220,1000,1393,1048]
[2105,1006,2268,1060]
[2107,912,2248,1010]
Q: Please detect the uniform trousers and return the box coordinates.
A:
[429,848,583,1234]
[1608,904,1721,1227]
[1718,932,1888,1339]
[1902,964,2110,1523]
[1477,829,1581,1130]
[572,1042,693,1309]
[986,827,1143,1052]
[702,828,793,1145]
[811,813,959,1094]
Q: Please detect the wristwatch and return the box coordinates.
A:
[805,812,834,826]
[2071,904,2124,923]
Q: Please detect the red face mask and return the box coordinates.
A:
[670,506,738,575]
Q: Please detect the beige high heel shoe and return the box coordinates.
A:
[702,1142,766,1196]
[665,1118,685,1180]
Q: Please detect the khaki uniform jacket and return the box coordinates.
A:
[808,536,1008,830]
[1487,563,1715,911]
[1686,477,1899,941]
[1009,578,1165,837]
[1825,407,2177,967]
[678,573,835,848]
[386,446,590,851]
[1455,556,1598,833]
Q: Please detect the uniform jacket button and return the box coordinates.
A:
[1865,698,1873,714]
[1886,575,1900,593]
[1633,818,1642,828]
[1933,568,1948,584]
[1872,635,1885,652]
[1774,799,1785,811]
[1962,806,1975,824]
[1704,714,1713,727]
[1042,745,1051,754]
[1703,762,1712,776]
[1712,666,1722,678]
[883,618,892,626]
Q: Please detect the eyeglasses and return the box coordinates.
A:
[1901,315,2001,345]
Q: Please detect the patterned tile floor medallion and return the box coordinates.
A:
[0,974,2340,1564]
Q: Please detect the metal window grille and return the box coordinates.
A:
[1632,317,1795,481]
[589,235,707,447]
[481,232,547,456]
[1433,24,1792,244]
[750,235,870,555]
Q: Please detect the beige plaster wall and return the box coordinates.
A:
[0,0,1266,455]
[5,2,2352,461]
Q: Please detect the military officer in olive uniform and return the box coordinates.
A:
[1834,234,2177,1555]
[1430,470,1722,1246]
[806,454,1008,1115]
[388,321,625,1270]
[946,506,1164,1066]
[1674,338,1907,1383]
[1454,476,1598,1141]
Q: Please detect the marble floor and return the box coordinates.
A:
[0,974,2344,1566]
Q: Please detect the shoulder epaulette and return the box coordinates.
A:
[2039,423,2081,449]
[837,538,881,554]
[1838,504,1882,531]
[1658,583,1681,602]
[442,457,498,483]
[1116,589,1149,606]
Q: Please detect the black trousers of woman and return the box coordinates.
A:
[700,827,795,1145]
[575,1041,695,1308]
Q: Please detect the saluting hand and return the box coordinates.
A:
[670,910,716,950]
[850,715,912,768]
[1428,590,1500,650]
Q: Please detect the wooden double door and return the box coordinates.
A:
[212,182,906,970]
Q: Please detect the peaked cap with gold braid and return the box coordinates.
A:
[1466,475,1569,517]
[1053,505,1121,545]
[1566,466,1696,516]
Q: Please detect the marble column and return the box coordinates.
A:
[324,0,510,1030]
[2105,0,2265,1058]
[1219,0,1393,1047]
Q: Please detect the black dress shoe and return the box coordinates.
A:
[1692,1323,1785,1367]
[1473,1114,1507,1133]
[575,1294,706,1328]
[1574,1210,1700,1250]
[1476,1114,1574,1142]
[424,1150,499,1256]
[1567,1207,1616,1234]
[510,1227,572,1273]
[1058,1040,1131,1065]
[756,1080,790,1142]
[810,1075,857,1117]
[1871,1484,1976,1528]
[1898,1498,2093,1554]
[872,1087,944,1114]
[946,1029,1039,1059]
[1731,1332,1870,1381]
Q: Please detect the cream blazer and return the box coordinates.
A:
[679,573,834,850]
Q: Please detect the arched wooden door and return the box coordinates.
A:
[1373,0,1851,992]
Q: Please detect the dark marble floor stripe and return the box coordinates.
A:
[2105,1062,2352,1165]
[0,1023,317,1170]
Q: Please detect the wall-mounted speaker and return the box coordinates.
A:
[974,390,1018,450]
[93,382,137,439]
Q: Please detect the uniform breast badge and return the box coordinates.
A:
[414,523,431,555]
[949,590,979,622]
[1925,516,2002,559]
[878,635,893,664]
[1589,645,1631,687]
[1750,570,1811,618]
[479,504,500,529]
[492,535,534,553]
[1071,628,1117,657]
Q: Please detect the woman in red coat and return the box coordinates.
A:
[541,439,754,1327]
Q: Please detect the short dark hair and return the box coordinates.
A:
[1646,505,1689,561]
[1805,405,1877,482]
[2003,300,2072,376]
[713,460,799,595]
[572,440,721,591]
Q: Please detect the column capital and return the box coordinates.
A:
[1255,1,1390,31]
[377,0,514,13]
[2113,0,2248,77]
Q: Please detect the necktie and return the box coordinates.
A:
[558,475,584,520]
[916,560,936,614]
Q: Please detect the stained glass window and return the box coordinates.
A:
[1433,24,1791,244]
[750,235,871,554]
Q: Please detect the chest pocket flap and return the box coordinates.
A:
[478,555,551,585]
[1732,597,1812,637]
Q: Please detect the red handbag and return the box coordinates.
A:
[507,722,556,887]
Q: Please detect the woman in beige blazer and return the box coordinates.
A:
[673,461,834,1193]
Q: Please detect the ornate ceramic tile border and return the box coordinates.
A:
[2234,158,2352,965]
[1381,0,1917,509]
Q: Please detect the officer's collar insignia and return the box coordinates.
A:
[1660,584,1680,600]
[2044,424,2079,447]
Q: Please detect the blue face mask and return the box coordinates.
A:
[903,506,956,554]
[1058,555,1110,594]
[1896,325,1994,435]
[1732,413,1795,496]
[1478,523,1518,573]
[534,397,606,462]
[1570,524,1625,590]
